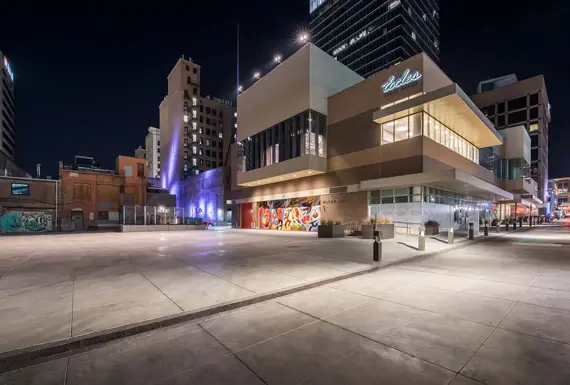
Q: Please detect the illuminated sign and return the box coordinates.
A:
[381,69,422,94]
[3,56,14,82]
[333,29,368,56]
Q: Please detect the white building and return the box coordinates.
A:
[145,127,160,178]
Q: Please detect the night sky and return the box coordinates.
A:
[2,0,569,178]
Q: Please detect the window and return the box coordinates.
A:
[183,114,189,123]
[192,146,197,154]
[192,134,197,142]
[411,31,417,40]
[212,161,217,168]
[212,109,217,116]
[124,165,133,177]
[409,113,422,138]
[382,121,394,144]
[206,160,211,167]
[184,90,189,99]
[200,159,204,166]
[206,150,211,156]
[393,116,409,141]
[531,134,539,148]
[530,93,539,106]
[219,151,223,158]
[193,87,197,95]
[498,102,505,114]
[199,137,203,145]
[508,110,526,125]
[219,111,223,118]
[184,139,188,147]
[529,123,539,132]
[531,148,538,161]
[219,132,223,139]
[11,183,29,196]
[482,105,496,116]
[184,151,188,160]
[206,107,211,115]
[212,140,216,147]
[199,148,203,155]
[192,122,197,130]
[529,107,538,120]
[206,139,211,146]
[184,102,188,110]
[200,116,203,123]
[137,163,144,177]
[192,97,197,106]
[497,115,505,127]
[193,67,197,74]
[192,110,197,118]
[192,158,197,166]
[185,64,189,71]
[98,211,109,221]
[194,170,200,176]
[212,120,217,127]
[199,127,203,134]
[508,96,526,111]
[184,163,188,172]
[187,76,191,85]
[219,142,223,149]
[206,118,211,125]
[184,127,188,135]
[73,183,91,200]
[212,130,217,137]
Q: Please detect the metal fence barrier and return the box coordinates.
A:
[122,205,203,226]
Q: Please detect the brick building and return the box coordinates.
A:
[59,155,146,231]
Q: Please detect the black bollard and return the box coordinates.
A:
[506,221,510,231]
[468,222,474,240]
[373,230,382,261]
[513,220,517,230]
[484,222,489,236]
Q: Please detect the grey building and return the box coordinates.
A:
[472,74,551,212]
[309,0,440,78]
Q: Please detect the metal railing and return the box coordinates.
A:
[122,205,203,226]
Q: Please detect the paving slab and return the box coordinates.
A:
[431,291,514,326]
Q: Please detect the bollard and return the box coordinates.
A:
[468,222,474,240]
[448,227,454,244]
[519,217,523,228]
[373,230,382,262]
[506,221,510,231]
[496,222,500,233]
[530,216,533,227]
[418,227,426,251]
[484,221,489,236]
[513,220,517,230]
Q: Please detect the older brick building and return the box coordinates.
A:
[59,156,146,231]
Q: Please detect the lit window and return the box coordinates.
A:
[199,127,203,134]
[11,183,29,196]
[411,31,417,41]
[184,164,188,172]
[206,139,211,146]
[434,40,439,48]
[218,132,223,139]
[192,110,197,118]
[194,170,200,176]
[183,115,189,123]
[192,134,197,142]
[192,122,197,130]
[423,13,427,21]
[192,146,197,154]
[234,112,237,117]
[192,158,197,166]
[234,123,238,128]
[529,123,539,132]
[192,97,197,106]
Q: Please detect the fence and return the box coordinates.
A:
[122,206,203,226]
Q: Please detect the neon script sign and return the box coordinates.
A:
[382,69,422,94]
[3,56,14,82]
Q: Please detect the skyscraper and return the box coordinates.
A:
[0,51,16,162]
[159,56,236,195]
[310,0,440,78]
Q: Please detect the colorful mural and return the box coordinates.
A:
[259,196,321,232]
[0,210,53,233]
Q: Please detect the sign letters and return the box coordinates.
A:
[381,69,422,94]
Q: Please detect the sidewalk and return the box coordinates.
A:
[0,228,503,365]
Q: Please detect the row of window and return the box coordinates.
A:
[185,148,224,159]
[368,186,482,206]
[184,126,223,139]
[381,112,480,164]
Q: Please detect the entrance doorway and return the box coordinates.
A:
[72,212,83,231]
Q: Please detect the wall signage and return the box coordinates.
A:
[3,56,14,82]
[381,69,422,94]
[333,29,368,56]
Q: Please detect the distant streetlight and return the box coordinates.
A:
[238,85,243,93]
[253,72,261,79]
[274,55,282,63]
[298,32,309,44]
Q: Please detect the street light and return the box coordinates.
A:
[298,32,309,44]
[274,54,282,63]
[253,72,261,80]
[237,85,243,93]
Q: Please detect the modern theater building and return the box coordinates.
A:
[231,43,538,233]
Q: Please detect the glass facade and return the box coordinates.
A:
[310,0,440,77]
[380,112,479,164]
[238,110,326,172]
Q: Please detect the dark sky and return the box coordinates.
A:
[2,0,569,178]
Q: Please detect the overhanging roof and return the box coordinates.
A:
[373,84,503,148]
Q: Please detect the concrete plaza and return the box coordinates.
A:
[2,223,570,384]
[0,227,477,355]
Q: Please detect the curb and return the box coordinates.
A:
[0,226,538,373]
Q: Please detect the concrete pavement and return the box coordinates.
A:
[1,223,569,384]
[0,227,487,356]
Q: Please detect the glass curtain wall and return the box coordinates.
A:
[381,112,479,164]
[238,109,326,172]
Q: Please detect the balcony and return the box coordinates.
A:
[236,154,327,187]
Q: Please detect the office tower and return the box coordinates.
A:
[145,127,160,178]
[310,0,440,78]
[159,56,236,194]
[0,51,16,161]
[472,74,550,212]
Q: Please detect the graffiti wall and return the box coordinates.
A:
[0,210,53,233]
[258,196,321,232]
